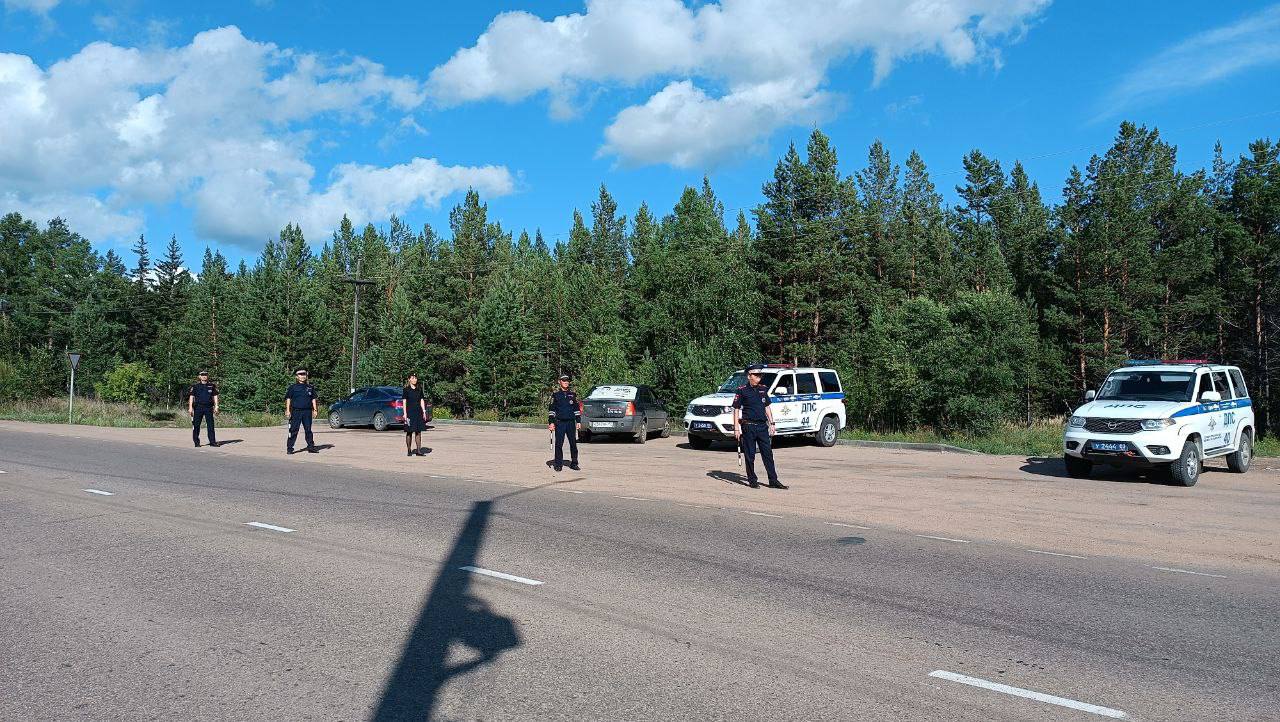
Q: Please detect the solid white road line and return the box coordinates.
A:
[824,521,871,530]
[459,566,544,586]
[1151,566,1227,579]
[929,670,1128,719]
[82,489,114,496]
[916,534,971,544]
[553,489,585,494]
[1026,549,1088,559]
[244,521,296,533]
[744,511,782,518]
[614,495,653,501]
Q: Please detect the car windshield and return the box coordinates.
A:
[588,385,637,400]
[717,371,778,393]
[1096,371,1195,402]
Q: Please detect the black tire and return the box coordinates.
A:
[1063,454,1092,479]
[688,435,711,450]
[1169,440,1201,487]
[814,415,839,447]
[634,419,648,444]
[328,411,343,429]
[372,411,388,432]
[1226,430,1252,474]
[659,424,671,438]
[578,428,593,443]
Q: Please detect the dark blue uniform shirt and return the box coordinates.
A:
[547,390,580,422]
[285,382,316,412]
[189,381,218,408]
[732,383,771,423]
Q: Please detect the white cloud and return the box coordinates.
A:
[430,0,1050,167]
[3,0,59,14]
[0,26,515,248]
[1098,4,1280,121]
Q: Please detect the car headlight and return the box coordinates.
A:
[1069,415,1086,428]
[723,405,735,414]
[1141,418,1175,431]
[686,404,694,414]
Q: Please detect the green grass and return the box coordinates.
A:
[1255,434,1280,458]
[0,398,282,428]
[842,418,1072,457]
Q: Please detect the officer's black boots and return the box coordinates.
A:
[554,463,563,472]
[569,461,580,471]
[748,480,760,488]
[194,441,200,448]
[306,446,319,453]
[769,481,788,489]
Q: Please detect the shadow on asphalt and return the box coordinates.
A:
[707,470,751,486]
[373,479,578,720]
[1017,456,1205,485]
[210,439,243,447]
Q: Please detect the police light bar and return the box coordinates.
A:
[1124,358,1210,366]
[1162,359,1210,365]
[763,363,795,369]
[1123,359,1163,366]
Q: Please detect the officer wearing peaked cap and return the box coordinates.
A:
[188,370,218,448]
[547,374,581,471]
[732,364,786,489]
[285,368,319,454]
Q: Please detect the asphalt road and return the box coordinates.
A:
[1,429,1277,721]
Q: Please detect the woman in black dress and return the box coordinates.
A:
[403,373,428,456]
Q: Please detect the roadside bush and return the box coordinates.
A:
[96,362,156,405]
[0,359,19,403]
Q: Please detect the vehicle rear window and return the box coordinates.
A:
[772,373,794,395]
[796,373,818,394]
[588,385,637,400]
[1229,369,1249,398]
[819,371,841,393]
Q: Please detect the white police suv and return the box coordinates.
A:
[1063,360,1255,486]
[683,365,846,450]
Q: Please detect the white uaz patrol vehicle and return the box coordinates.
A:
[683,365,846,449]
[1063,360,1255,486]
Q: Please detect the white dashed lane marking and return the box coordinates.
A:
[929,670,1128,719]
[1152,566,1227,579]
[824,521,871,530]
[460,566,543,586]
[916,534,971,544]
[244,521,296,533]
[82,489,114,496]
[743,511,782,518]
[614,496,654,501]
[1026,549,1088,559]
[554,489,585,494]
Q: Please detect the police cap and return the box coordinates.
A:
[558,374,571,381]
[198,370,209,376]
[745,364,765,373]
[294,367,308,375]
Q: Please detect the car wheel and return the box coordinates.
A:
[1169,440,1200,487]
[328,411,343,429]
[1063,454,1092,479]
[659,423,671,438]
[1226,430,1252,473]
[814,416,839,447]
[634,418,648,444]
[372,411,388,432]
[688,435,711,450]
[578,428,593,443]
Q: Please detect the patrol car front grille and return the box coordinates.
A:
[1083,418,1143,435]
[690,404,725,417]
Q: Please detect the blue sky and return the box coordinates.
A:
[2,0,1279,266]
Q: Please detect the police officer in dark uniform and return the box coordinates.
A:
[285,368,319,454]
[187,371,218,448]
[547,374,581,471]
[732,364,787,489]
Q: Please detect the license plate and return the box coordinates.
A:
[590,421,615,429]
[1090,441,1128,453]
[690,421,713,430]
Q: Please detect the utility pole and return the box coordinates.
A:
[340,259,376,394]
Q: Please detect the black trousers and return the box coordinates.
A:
[288,410,315,451]
[741,423,778,484]
[553,420,578,465]
[192,407,216,445]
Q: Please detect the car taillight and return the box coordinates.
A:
[390,400,400,408]
[625,401,635,416]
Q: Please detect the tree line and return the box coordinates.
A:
[1,122,1276,436]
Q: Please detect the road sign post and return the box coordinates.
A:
[67,352,81,424]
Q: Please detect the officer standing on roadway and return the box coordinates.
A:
[733,364,787,489]
[285,368,319,454]
[188,370,218,448]
[547,374,581,472]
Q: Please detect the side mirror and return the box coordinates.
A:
[1200,390,1221,403]
[775,387,789,395]
[1084,389,1096,401]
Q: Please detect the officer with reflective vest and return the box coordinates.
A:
[732,364,787,489]
[188,371,218,448]
[547,374,581,471]
[285,368,319,454]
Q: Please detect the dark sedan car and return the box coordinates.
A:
[327,386,433,431]
[579,384,670,444]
